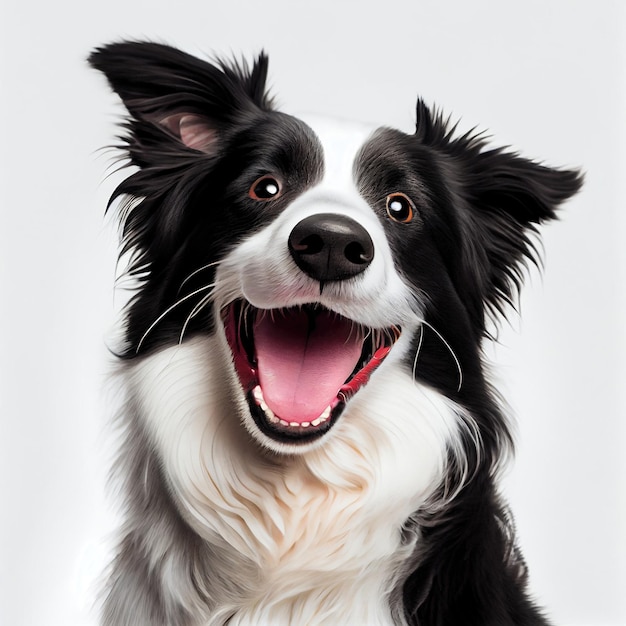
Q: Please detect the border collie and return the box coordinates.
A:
[89,41,582,625]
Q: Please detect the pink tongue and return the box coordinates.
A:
[253,309,364,423]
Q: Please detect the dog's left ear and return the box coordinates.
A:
[459,147,583,325]
[415,101,584,328]
[88,41,272,156]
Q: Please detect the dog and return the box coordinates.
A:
[90,41,582,625]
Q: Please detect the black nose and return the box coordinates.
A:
[288,213,374,282]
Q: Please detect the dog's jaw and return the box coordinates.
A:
[221,300,401,446]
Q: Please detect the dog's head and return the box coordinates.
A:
[90,42,582,454]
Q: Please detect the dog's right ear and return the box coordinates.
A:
[88,41,272,155]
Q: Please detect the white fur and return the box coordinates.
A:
[128,336,463,625]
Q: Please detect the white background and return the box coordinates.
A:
[1,1,624,625]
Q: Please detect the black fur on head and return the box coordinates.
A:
[412,100,583,337]
[89,42,282,354]
[89,41,273,271]
[90,41,583,359]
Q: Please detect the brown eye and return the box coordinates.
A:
[249,175,282,201]
[386,193,415,223]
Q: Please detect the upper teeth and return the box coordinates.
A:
[252,385,331,429]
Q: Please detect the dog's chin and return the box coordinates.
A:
[221,300,400,451]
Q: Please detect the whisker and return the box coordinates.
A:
[178,260,221,294]
[373,328,383,350]
[237,301,252,344]
[230,300,258,355]
[418,320,463,393]
[344,321,356,345]
[412,324,425,383]
[178,290,215,345]
[136,283,215,353]
[246,302,255,325]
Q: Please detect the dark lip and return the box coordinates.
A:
[246,389,345,444]
[222,300,400,445]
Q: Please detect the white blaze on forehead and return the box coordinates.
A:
[297,114,375,198]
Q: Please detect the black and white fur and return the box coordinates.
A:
[90,41,582,625]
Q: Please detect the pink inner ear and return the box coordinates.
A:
[159,113,217,153]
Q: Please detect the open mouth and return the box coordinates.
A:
[222,301,400,445]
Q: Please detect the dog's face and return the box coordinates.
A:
[90,42,582,455]
[213,115,431,451]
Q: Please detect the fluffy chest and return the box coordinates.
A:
[205,468,415,626]
[128,336,462,624]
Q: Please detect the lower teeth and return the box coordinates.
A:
[252,385,332,429]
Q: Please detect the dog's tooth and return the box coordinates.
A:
[319,406,331,422]
[264,405,277,422]
[289,422,300,428]
[311,418,321,427]
[253,385,264,403]
[301,422,310,428]
[279,419,289,427]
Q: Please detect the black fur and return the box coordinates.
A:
[90,41,582,625]
[355,113,582,624]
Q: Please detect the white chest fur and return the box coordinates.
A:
[127,336,461,625]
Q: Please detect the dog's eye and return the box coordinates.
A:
[386,193,415,223]
[249,176,282,201]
